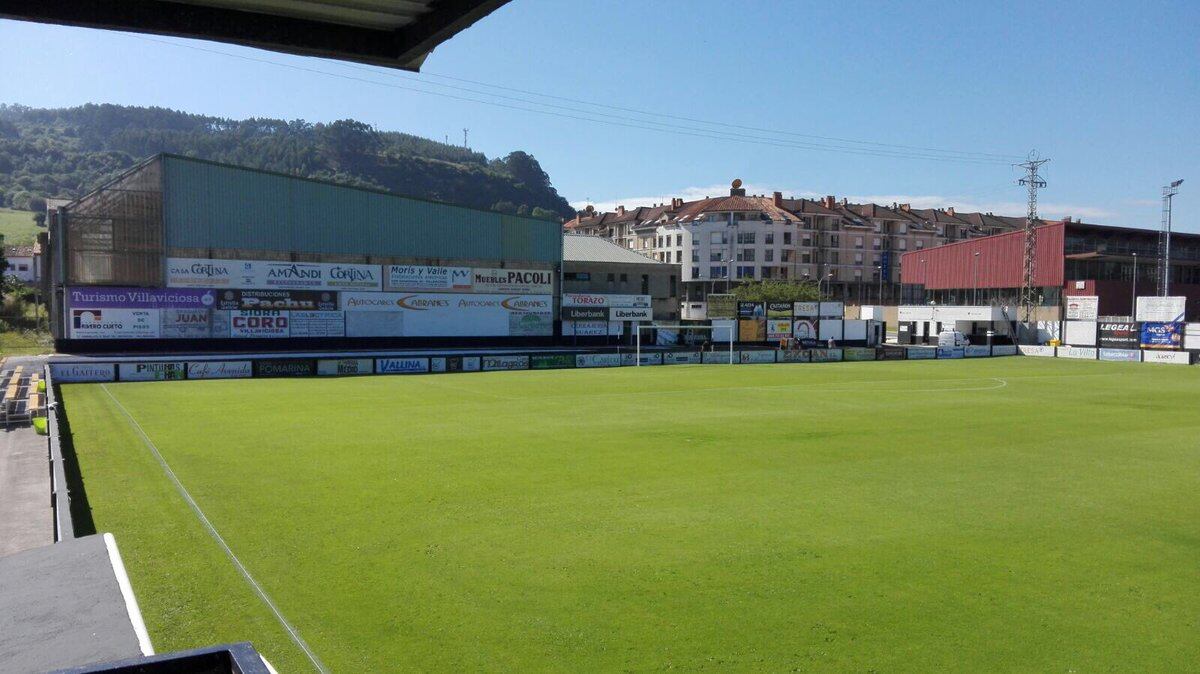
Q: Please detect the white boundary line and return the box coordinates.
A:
[103,532,155,656]
[100,384,330,674]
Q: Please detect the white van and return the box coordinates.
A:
[937,329,970,348]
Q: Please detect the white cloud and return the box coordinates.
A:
[575,185,1115,221]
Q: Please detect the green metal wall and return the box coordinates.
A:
[161,155,562,263]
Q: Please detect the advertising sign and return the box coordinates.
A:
[230,310,289,338]
[792,319,817,340]
[663,351,702,364]
[1064,295,1099,320]
[49,362,116,382]
[609,306,652,322]
[906,347,937,359]
[819,301,844,318]
[481,355,529,371]
[71,308,161,339]
[376,357,430,374]
[738,319,765,342]
[1136,296,1186,322]
[1143,350,1191,365]
[118,362,186,381]
[843,347,877,362]
[185,361,253,379]
[1098,322,1139,349]
[531,354,576,369]
[385,265,471,292]
[877,346,907,361]
[766,302,792,319]
[164,258,243,288]
[992,345,1018,356]
[471,268,555,295]
[738,302,765,318]
[160,309,211,339]
[739,350,776,364]
[936,346,965,359]
[1057,346,1097,359]
[707,294,736,320]
[778,350,811,363]
[289,311,345,338]
[340,293,553,337]
[1063,320,1098,347]
[767,319,792,340]
[1098,348,1141,362]
[703,350,736,364]
[1140,322,1184,349]
[166,258,381,291]
[215,289,337,311]
[965,345,992,358]
[576,353,621,368]
[1018,345,1056,357]
[433,356,481,373]
[317,358,374,376]
[254,359,316,377]
[793,301,819,317]
[565,321,607,337]
[623,352,663,366]
[810,348,843,362]
[562,306,608,321]
[68,286,216,310]
[562,293,650,308]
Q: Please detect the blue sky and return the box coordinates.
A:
[2,0,1195,230]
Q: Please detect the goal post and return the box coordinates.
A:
[635,323,735,365]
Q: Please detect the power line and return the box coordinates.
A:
[126,34,1018,166]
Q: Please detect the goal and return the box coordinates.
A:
[635,323,735,365]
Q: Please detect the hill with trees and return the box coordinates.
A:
[0,103,573,220]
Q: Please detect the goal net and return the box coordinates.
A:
[635,323,735,365]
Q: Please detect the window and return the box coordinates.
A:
[765,249,774,262]
[855,269,863,279]
[874,222,882,233]
[801,252,812,263]
[691,250,699,262]
[676,234,683,246]
[802,236,812,247]
[692,238,699,246]
[691,268,700,279]
[642,274,650,294]
[710,251,723,262]
[710,231,727,245]
[898,223,908,234]
[607,273,615,282]
[737,265,755,279]
[675,251,682,263]
[916,241,924,249]
[765,232,774,245]
[781,250,792,262]
[738,248,756,261]
[710,265,727,278]
[830,235,840,247]
[620,273,628,283]
[563,272,590,281]
[873,238,881,250]
[898,240,907,250]
[761,267,773,279]
[737,231,756,244]
[829,252,840,264]
[855,236,864,248]
[855,252,863,263]
[783,232,792,245]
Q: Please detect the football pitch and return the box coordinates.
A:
[59,358,1200,671]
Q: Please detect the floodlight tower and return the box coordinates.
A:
[1017,153,1049,331]
[1158,179,1184,296]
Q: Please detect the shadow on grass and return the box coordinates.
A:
[54,386,96,536]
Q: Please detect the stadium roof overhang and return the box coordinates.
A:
[0,0,510,71]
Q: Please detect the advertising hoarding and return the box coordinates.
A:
[623,352,662,366]
[1098,348,1141,362]
[877,346,907,360]
[992,345,1018,356]
[1098,322,1139,349]
[254,359,316,377]
[739,350,776,364]
[562,306,607,321]
[1136,296,1186,322]
[609,306,652,321]
[385,265,471,292]
[706,294,736,320]
[906,347,937,359]
[778,350,811,363]
[289,311,345,338]
[792,319,817,340]
[340,293,552,337]
[67,286,216,309]
[1057,346,1097,359]
[662,351,702,364]
[1063,320,1098,346]
[1140,322,1183,349]
[70,308,161,339]
[819,302,844,318]
[166,258,382,291]
[738,319,765,342]
[530,354,576,369]
[810,348,843,362]
[843,347,877,362]
[703,350,736,364]
[118,362,185,381]
[964,345,992,358]
[562,293,650,308]
[576,353,622,368]
[818,319,843,341]
[215,289,337,311]
[1018,345,1056,357]
[766,319,792,340]
[432,356,481,372]
[793,301,819,317]
[936,346,965,359]
[766,302,793,319]
[481,355,529,371]
[471,268,554,295]
[49,363,116,382]
[230,310,289,338]
[1064,295,1099,320]
[317,358,374,376]
[738,302,764,318]
[159,309,211,339]
[376,357,430,374]
[1143,350,1191,364]
[185,361,253,379]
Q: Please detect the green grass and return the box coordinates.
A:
[0,207,41,246]
[0,329,52,356]
[60,359,1200,672]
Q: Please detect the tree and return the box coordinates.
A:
[732,280,820,303]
